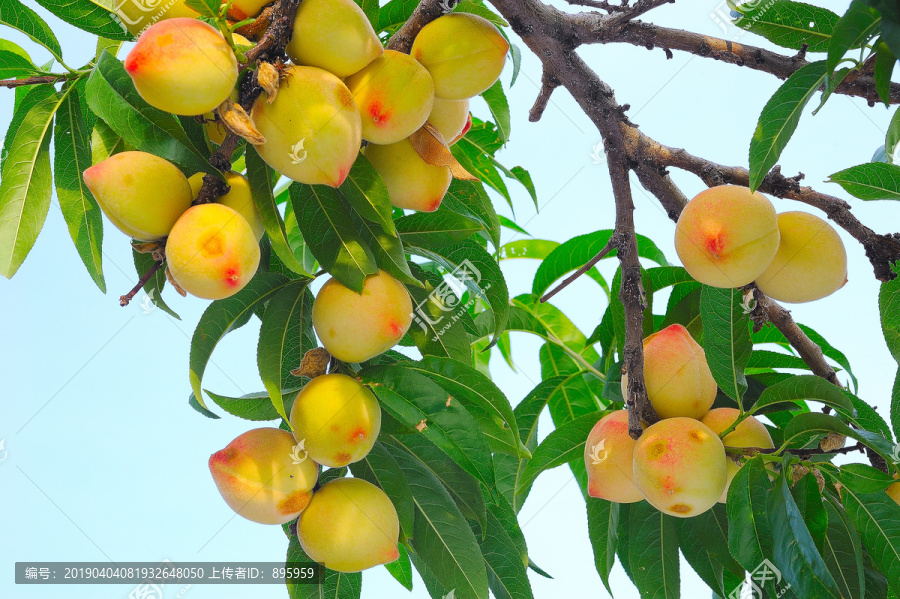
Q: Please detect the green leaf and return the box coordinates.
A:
[340,154,396,235]
[886,106,900,165]
[452,121,512,205]
[479,508,534,599]
[352,213,420,287]
[85,52,214,175]
[282,199,317,277]
[782,412,897,464]
[828,162,900,200]
[626,501,680,599]
[481,79,511,144]
[287,535,361,599]
[768,470,841,598]
[841,488,900,596]
[257,281,314,422]
[749,61,827,191]
[384,544,413,591]
[727,457,780,597]
[822,496,865,599]
[390,446,491,599]
[290,182,377,292]
[34,0,133,41]
[54,89,105,292]
[352,0,380,29]
[678,505,743,598]
[441,179,501,249]
[827,1,881,74]
[880,266,900,438]
[348,441,416,539]
[734,0,839,52]
[3,84,52,167]
[405,264,473,363]
[184,0,219,17]
[750,374,854,416]
[0,0,62,61]
[132,249,179,319]
[0,41,40,78]
[516,412,603,495]
[700,286,753,402]
[837,463,898,493]
[586,498,619,594]
[399,356,526,458]
[0,89,61,278]
[378,0,420,31]
[396,210,485,248]
[91,118,128,164]
[190,273,289,409]
[874,40,896,106]
[205,388,293,421]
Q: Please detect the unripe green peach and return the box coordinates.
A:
[633,417,727,518]
[124,19,238,116]
[252,66,361,187]
[411,14,508,100]
[675,185,780,288]
[345,50,435,145]
[113,0,198,36]
[165,203,260,300]
[312,270,413,363]
[428,97,470,144]
[584,410,644,503]
[622,324,717,420]
[226,0,269,20]
[700,408,774,502]
[755,211,848,303]
[364,139,452,212]
[208,427,319,525]
[297,478,400,572]
[188,172,264,241]
[290,374,381,468]
[83,151,192,241]
[286,0,383,78]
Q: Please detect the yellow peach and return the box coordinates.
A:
[252,66,361,187]
[888,479,900,506]
[675,185,780,288]
[312,270,413,363]
[622,324,717,420]
[124,19,238,116]
[188,172,264,241]
[345,50,435,145]
[286,0,383,78]
[289,374,381,468]
[584,410,644,503]
[364,138,451,212]
[755,211,848,303]
[112,0,198,36]
[297,478,400,572]
[428,97,470,144]
[82,151,192,241]
[165,203,260,299]
[208,427,318,525]
[226,0,269,20]
[633,417,727,518]
[411,13,508,100]
[700,408,774,502]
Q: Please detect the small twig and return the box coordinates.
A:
[540,237,616,302]
[120,261,164,307]
[0,75,65,88]
[529,71,561,122]
[387,0,459,53]
[727,442,866,459]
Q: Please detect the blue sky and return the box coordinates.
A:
[1,1,896,597]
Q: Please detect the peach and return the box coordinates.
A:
[289,374,381,468]
[226,0,269,20]
[364,138,451,212]
[888,479,900,506]
[165,203,260,300]
[286,0,383,78]
[208,427,319,525]
[755,211,848,303]
[428,97,470,144]
[700,408,774,502]
[345,50,435,145]
[297,478,400,572]
[113,0,198,36]
[633,417,727,518]
[622,324,717,420]
[83,151,192,241]
[312,270,413,363]
[124,19,238,116]
[584,411,644,503]
[674,185,780,288]
[411,14,508,100]
[251,66,361,187]
[188,172,264,241]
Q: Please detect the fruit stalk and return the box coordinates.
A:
[386,0,460,53]
[119,260,164,307]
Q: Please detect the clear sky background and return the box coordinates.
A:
[1,1,896,598]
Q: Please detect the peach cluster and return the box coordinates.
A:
[209,374,400,572]
[675,185,848,303]
[585,324,774,518]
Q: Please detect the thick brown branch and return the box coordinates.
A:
[529,71,560,122]
[387,0,459,53]
[728,442,865,459]
[0,75,64,88]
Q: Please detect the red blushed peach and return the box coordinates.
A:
[364,139,452,212]
[674,185,780,288]
[209,427,319,525]
[297,478,400,573]
[289,374,381,468]
[124,19,238,116]
[188,172,264,241]
[584,411,644,503]
[165,203,260,300]
[633,417,727,518]
[700,408,774,502]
